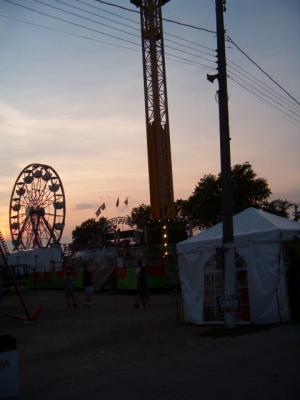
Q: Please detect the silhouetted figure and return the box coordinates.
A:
[287,248,300,322]
[82,264,93,306]
[64,271,77,308]
[134,260,149,309]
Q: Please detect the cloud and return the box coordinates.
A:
[74,203,96,211]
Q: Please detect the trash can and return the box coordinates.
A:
[0,335,20,399]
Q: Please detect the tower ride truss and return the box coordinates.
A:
[131,0,175,220]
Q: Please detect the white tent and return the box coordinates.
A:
[177,208,300,324]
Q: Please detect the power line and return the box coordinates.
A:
[228,69,300,119]
[54,0,140,33]
[2,0,298,125]
[0,13,211,71]
[2,0,140,47]
[76,0,139,25]
[78,0,216,53]
[30,0,216,65]
[32,0,138,39]
[92,0,300,109]
[0,13,140,53]
[229,76,300,126]
[228,59,300,113]
[94,0,216,34]
[94,0,139,15]
[227,36,300,107]
[55,0,216,58]
[165,43,215,64]
[165,36,216,59]
[165,32,215,54]
[165,53,214,71]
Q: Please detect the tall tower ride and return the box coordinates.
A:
[131,0,175,220]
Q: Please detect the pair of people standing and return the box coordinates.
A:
[134,260,150,309]
[64,262,93,307]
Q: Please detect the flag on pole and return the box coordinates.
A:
[100,202,106,211]
[95,207,101,217]
[124,197,128,206]
[116,197,119,207]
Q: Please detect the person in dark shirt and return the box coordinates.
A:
[134,260,149,309]
[64,271,77,308]
[287,247,300,322]
[82,264,93,306]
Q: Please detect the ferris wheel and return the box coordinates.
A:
[9,163,66,250]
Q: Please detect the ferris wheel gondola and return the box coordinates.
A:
[9,163,66,250]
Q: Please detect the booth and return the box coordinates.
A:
[177,208,300,324]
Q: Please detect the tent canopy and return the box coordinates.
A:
[177,208,300,324]
[177,207,300,254]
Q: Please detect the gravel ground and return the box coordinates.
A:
[1,289,300,400]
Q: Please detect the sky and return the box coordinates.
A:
[0,0,299,245]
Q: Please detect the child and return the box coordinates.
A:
[64,271,77,308]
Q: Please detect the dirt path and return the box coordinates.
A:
[1,290,299,400]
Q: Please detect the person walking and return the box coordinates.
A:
[287,247,300,322]
[64,271,77,308]
[134,260,149,309]
[82,264,93,306]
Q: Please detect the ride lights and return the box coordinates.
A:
[162,224,168,256]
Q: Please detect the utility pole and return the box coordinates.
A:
[208,0,236,328]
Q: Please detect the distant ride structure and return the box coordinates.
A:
[131,0,187,260]
[106,217,134,233]
[131,0,175,220]
[9,163,66,250]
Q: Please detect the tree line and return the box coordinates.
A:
[72,162,299,248]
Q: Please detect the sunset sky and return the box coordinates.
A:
[0,0,299,245]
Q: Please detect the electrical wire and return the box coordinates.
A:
[227,36,300,107]
[0,13,212,71]
[77,0,216,53]
[77,0,139,25]
[167,56,214,70]
[165,43,215,64]
[2,0,141,47]
[54,0,140,32]
[90,0,300,109]
[228,59,300,114]
[32,0,139,39]
[3,0,217,63]
[165,32,215,54]
[94,0,216,34]
[229,76,300,126]
[165,53,214,71]
[166,37,216,59]
[54,0,216,59]
[30,0,217,65]
[228,70,300,119]
[0,13,140,53]
[1,0,298,124]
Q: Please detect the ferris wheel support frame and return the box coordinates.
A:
[9,163,66,251]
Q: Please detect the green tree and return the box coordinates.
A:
[231,162,271,212]
[178,162,275,229]
[176,174,222,228]
[72,217,109,250]
[127,204,151,230]
[262,199,295,218]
